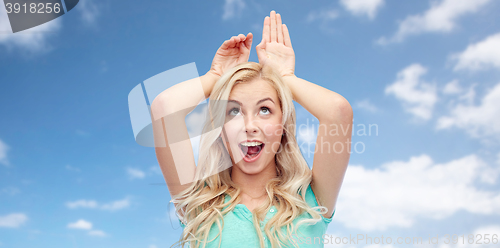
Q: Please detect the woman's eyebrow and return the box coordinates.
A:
[227,97,275,106]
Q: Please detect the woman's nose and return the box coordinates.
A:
[243,116,260,134]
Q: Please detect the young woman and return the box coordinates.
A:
[150,11,352,248]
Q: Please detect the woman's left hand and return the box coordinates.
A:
[209,33,253,78]
[256,11,295,77]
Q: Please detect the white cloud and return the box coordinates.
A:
[441,80,479,116]
[442,80,462,95]
[0,2,62,53]
[222,0,245,20]
[186,105,207,138]
[127,164,165,179]
[149,165,162,175]
[78,0,100,26]
[1,186,20,196]
[186,105,208,164]
[452,32,500,71]
[66,200,98,209]
[474,225,500,236]
[456,83,477,105]
[336,154,500,231]
[88,229,106,237]
[385,64,438,120]
[437,82,500,138]
[67,219,92,230]
[126,167,145,179]
[0,213,28,228]
[441,81,476,110]
[340,0,384,20]
[377,0,492,44]
[68,219,108,237]
[306,9,339,23]
[190,136,202,165]
[298,126,316,144]
[0,139,10,166]
[66,197,130,211]
[100,198,130,211]
[355,99,379,113]
[297,125,318,160]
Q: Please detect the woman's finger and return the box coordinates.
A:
[277,13,283,44]
[244,32,253,49]
[230,36,239,48]
[239,42,247,54]
[283,24,292,48]
[270,11,276,42]
[262,16,270,43]
[221,39,230,50]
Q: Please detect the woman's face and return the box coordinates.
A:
[221,78,283,175]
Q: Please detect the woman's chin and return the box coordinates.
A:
[235,165,263,175]
[233,160,264,174]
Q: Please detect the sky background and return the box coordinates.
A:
[1,0,500,247]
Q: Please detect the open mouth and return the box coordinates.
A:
[238,142,265,159]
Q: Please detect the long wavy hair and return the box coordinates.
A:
[170,62,328,248]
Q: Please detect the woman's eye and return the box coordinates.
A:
[228,108,240,116]
[260,107,271,115]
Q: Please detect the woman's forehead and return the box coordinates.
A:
[229,79,278,102]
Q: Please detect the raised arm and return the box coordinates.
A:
[150,33,253,199]
[256,11,352,219]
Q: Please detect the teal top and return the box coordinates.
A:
[178,184,335,248]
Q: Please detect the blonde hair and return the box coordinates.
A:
[170,62,328,248]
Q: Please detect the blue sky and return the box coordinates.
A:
[1,0,500,247]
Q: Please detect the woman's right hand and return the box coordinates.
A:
[256,11,295,78]
[209,33,253,78]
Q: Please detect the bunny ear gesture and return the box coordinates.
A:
[209,32,253,78]
[256,11,295,77]
[262,11,292,47]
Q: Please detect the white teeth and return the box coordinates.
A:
[240,141,263,147]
